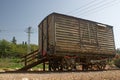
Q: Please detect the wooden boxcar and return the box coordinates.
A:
[38,13,115,71]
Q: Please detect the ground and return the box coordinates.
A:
[0,70,120,80]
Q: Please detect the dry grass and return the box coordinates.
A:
[0,70,120,80]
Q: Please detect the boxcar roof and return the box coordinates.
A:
[38,12,113,28]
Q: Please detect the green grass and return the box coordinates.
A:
[32,63,48,69]
[0,58,23,69]
[0,58,48,70]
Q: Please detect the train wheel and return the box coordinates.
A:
[62,57,76,71]
[50,59,59,71]
[98,61,106,70]
[93,62,106,70]
[70,58,77,71]
[50,60,56,71]
[49,58,63,71]
[61,58,69,71]
[82,64,89,71]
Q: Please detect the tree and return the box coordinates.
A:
[12,36,17,44]
[116,48,120,55]
[22,41,27,45]
[25,41,27,45]
[0,39,38,58]
[0,39,11,57]
[114,58,120,68]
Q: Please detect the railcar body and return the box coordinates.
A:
[38,13,115,71]
[38,13,115,57]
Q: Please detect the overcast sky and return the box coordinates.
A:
[0,0,120,48]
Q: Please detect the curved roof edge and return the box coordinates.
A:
[38,12,113,28]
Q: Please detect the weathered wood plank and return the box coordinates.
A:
[38,13,115,57]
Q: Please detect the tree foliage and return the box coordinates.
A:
[0,39,11,57]
[0,39,38,58]
[116,48,120,54]
[114,58,120,68]
[114,48,120,68]
[11,36,17,44]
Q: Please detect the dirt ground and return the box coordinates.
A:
[0,70,120,80]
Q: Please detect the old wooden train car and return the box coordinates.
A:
[19,13,116,71]
[37,13,115,71]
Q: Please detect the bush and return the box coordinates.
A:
[0,39,38,58]
[114,58,120,68]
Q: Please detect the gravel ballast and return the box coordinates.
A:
[0,70,120,80]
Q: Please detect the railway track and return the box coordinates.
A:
[0,68,119,74]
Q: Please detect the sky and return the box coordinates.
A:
[0,0,120,48]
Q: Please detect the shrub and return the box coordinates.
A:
[114,58,120,68]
